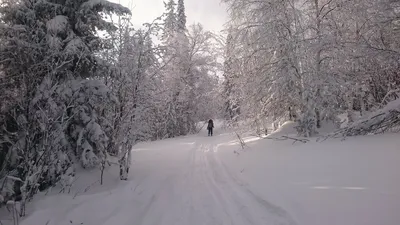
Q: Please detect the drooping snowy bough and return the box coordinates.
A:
[0,0,130,214]
[327,98,400,139]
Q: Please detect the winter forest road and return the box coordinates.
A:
[17,122,400,225]
[18,124,400,225]
[124,131,296,225]
[19,125,296,225]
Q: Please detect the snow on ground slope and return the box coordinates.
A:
[5,125,400,225]
[218,134,400,225]
[268,121,298,137]
[267,120,338,137]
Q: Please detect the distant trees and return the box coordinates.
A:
[158,0,222,137]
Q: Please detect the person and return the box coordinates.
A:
[207,119,214,136]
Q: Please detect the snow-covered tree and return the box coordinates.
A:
[101,15,161,180]
[0,0,222,214]
[177,0,187,32]
[222,0,400,136]
[162,0,177,43]
[186,23,222,123]
[222,27,240,125]
[156,0,223,137]
[0,0,130,212]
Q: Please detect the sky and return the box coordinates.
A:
[111,0,229,33]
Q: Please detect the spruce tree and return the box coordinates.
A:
[0,0,130,211]
[177,0,187,32]
[162,0,177,42]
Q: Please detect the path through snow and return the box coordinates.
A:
[17,126,296,225]
[10,124,400,225]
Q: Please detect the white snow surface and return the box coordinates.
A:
[46,16,68,34]
[268,121,298,137]
[10,124,400,225]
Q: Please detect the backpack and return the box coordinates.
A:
[207,120,214,129]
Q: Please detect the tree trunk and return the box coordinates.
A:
[347,97,354,124]
[315,108,321,128]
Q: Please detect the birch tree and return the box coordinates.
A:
[223,0,400,136]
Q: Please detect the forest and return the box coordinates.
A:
[0,0,222,214]
[1,0,399,220]
[222,0,400,136]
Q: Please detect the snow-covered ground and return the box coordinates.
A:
[3,123,400,225]
[219,134,400,225]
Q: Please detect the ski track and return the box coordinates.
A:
[131,139,296,225]
[20,132,296,225]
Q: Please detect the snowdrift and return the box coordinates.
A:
[267,121,298,138]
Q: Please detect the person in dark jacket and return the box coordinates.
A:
[207,119,214,136]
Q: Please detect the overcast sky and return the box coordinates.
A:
[111,0,229,33]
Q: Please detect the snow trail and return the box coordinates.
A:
[17,126,296,225]
[14,125,400,225]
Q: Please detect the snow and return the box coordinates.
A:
[46,16,68,34]
[5,176,22,182]
[335,99,400,136]
[65,38,87,55]
[219,134,400,225]
[268,121,298,137]
[80,0,131,15]
[6,201,15,205]
[8,125,400,225]
[382,98,400,111]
